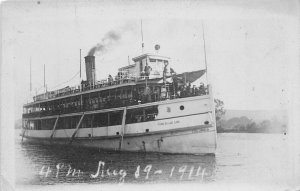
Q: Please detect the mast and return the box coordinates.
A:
[44,64,46,92]
[202,22,208,83]
[80,49,82,80]
[141,20,144,53]
[30,57,32,92]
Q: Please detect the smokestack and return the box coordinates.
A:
[84,56,96,86]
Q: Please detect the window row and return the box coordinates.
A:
[23,106,158,130]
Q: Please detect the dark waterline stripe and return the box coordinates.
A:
[23,124,215,141]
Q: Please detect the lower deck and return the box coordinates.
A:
[23,123,216,154]
[22,95,217,154]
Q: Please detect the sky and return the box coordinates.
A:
[1,0,299,119]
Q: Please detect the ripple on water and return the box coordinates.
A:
[15,132,297,186]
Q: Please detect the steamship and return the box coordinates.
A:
[21,49,217,154]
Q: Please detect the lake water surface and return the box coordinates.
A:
[15,132,299,190]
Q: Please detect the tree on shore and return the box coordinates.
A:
[214,98,226,132]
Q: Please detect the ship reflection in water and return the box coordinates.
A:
[16,132,296,187]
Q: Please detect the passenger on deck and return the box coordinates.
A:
[163,62,169,84]
[195,86,200,96]
[144,63,152,78]
[143,86,152,103]
[199,83,206,95]
[108,74,113,85]
[186,81,191,96]
[172,75,179,96]
[180,85,186,97]
[192,85,196,95]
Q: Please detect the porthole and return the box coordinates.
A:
[204,121,209,125]
[180,105,184,110]
[116,132,119,135]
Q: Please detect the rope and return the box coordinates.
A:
[49,71,80,90]
[34,71,80,95]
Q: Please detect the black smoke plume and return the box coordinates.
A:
[88,30,121,56]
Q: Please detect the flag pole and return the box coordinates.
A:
[80,49,82,80]
[44,64,46,92]
[202,22,208,84]
[141,20,144,53]
[30,57,32,92]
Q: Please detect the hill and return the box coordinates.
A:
[218,109,288,133]
[224,109,288,123]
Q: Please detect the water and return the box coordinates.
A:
[15,132,299,189]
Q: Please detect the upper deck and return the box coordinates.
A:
[28,53,171,105]
[23,50,207,119]
[23,69,207,118]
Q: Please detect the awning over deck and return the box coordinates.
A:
[156,69,206,85]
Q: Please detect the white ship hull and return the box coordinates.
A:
[22,95,217,154]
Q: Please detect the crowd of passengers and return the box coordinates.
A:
[24,81,208,118]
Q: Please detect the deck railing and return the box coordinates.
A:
[33,76,143,102]
[23,85,209,118]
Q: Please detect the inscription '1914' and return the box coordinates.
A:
[39,161,207,183]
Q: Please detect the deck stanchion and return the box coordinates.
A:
[69,113,85,144]
[120,107,127,150]
[50,115,60,142]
